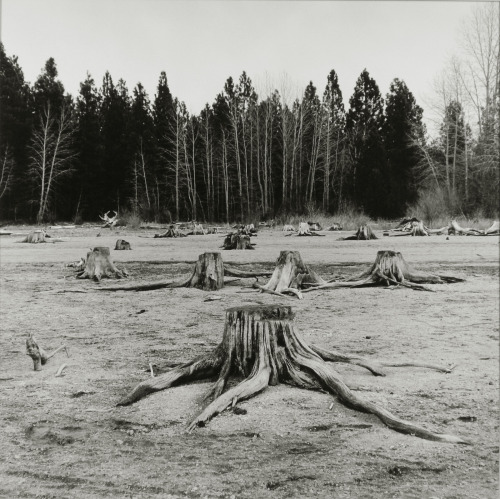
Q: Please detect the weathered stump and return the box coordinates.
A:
[343,224,378,240]
[222,232,255,250]
[117,305,468,444]
[115,239,131,250]
[98,252,272,292]
[255,250,326,299]
[296,222,324,236]
[76,247,128,282]
[187,252,225,290]
[21,230,48,243]
[303,250,464,293]
[26,333,68,371]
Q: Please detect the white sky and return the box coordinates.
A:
[1,0,475,130]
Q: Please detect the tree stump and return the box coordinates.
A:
[115,239,131,250]
[254,250,326,299]
[343,224,378,240]
[98,252,272,292]
[21,230,48,243]
[222,232,255,250]
[296,222,324,236]
[303,250,464,293]
[26,333,68,371]
[76,247,128,282]
[117,304,468,444]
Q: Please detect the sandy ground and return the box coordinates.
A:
[0,225,498,499]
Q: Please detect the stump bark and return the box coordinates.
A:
[115,239,131,250]
[303,250,464,293]
[117,305,468,444]
[343,224,378,240]
[76,247,128,282]
[254,250,326,299]
[99,252,272,292]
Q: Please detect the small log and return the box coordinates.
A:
[483,220,499,235]
[448,220,482,236]
[343,224,378,240]
[115,239,131,250]
[76,247,128,282]
[117,304,469,444]
[154,225,187,238]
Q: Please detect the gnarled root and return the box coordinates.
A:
[117,305,469,444]
[76,247,128,282]
[303,250,464,293]
[117,347,225,406]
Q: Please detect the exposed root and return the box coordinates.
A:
[303,250,464,293]
[117,305,470,444]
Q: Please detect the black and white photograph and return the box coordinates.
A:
[0,1,498,497]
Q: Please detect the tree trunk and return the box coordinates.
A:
[303,250,464,293]
[255,250,325,299]
[116,304,468,444]
[76,247,128,282]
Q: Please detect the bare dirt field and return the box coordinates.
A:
[0,225,498,499]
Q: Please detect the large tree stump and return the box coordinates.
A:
[117,305,468,444]
[99,252,271,292]
[303,250,464,293]
[222,232,255,250]
[343,224,378,240]
[254,250,326,299]
[76,247,128,282]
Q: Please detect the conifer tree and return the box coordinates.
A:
[384,79,424,216]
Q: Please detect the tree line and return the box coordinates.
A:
[0,6,497,223]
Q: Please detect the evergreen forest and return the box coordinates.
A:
[0,10,498,225]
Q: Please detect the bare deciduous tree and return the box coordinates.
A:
[30,103,75,223]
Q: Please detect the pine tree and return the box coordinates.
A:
[0,43,32,219]
[74,73,103,220]
[100,72,132,212]
[346,69,388,216]
[384,79,424,216]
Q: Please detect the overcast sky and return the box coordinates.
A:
[1,0,475,130]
